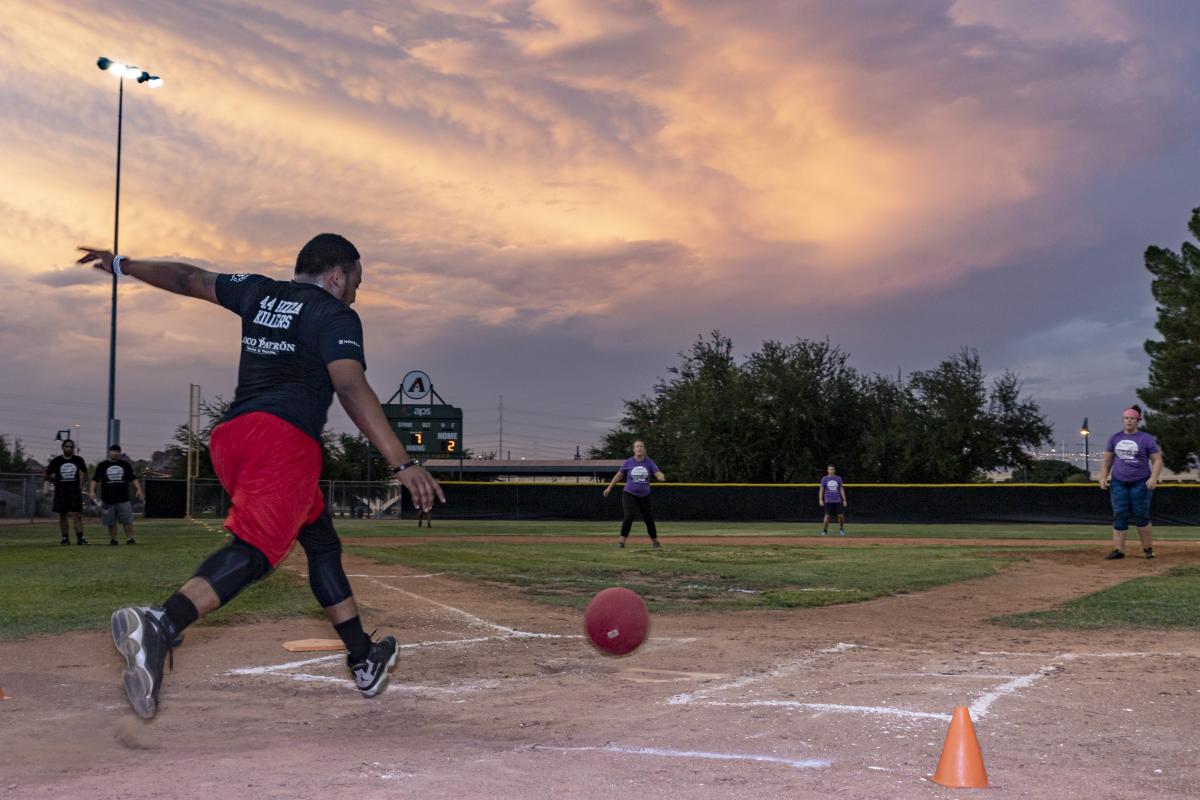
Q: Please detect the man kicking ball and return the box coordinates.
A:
[77,235,444,719]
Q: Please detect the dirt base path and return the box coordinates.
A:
[1,548,1197,800]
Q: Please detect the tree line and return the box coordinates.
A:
[590,333,1053,483]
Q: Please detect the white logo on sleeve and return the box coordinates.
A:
[1114,439,1141,462]
[629,466,650,484]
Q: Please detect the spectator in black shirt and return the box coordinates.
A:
[44,439,87,545]
[78,235,444,719]
[91,445,144,545]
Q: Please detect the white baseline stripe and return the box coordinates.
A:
[531,744,830,770]
[705,700,951,722]
[369,578,534,636]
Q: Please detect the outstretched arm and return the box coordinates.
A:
[603,470,624,497]
[328,359,445,512]
[76,248,220,305]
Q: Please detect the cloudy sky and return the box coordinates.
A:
[1,0,1198,466]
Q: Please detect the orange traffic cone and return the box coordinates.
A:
[931,706,988,788]
[0,686,9,700]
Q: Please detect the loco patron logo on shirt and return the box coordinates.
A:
[59,463,78,480]
[106,465,125,482]
[629,466,650,484]
[242,335,297,356]
[825,479,840,491]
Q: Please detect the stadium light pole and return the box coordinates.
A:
[96,56,163,450]
[1080,418,1090,478]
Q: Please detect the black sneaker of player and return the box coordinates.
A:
[1104,549,1125,560]
[348,635,399,698]
[109,539,119,546]
[111,606,177,719]
[60,536,70,546]
[652,540,662,549]
[1143,548,1155,559]
[126,538,136,545]
[77,537,89,545]
[617,539,626,549]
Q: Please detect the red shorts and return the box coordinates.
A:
[210,411,324,566]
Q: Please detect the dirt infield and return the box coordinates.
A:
[1,543,1197,799]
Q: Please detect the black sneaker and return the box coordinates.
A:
[1143,548,1155,559]
[348,635,399,698]
[126,538,136,545]
[1104,549,1125,560]
[110,539,120,546]
[77,537,89,546]
[617,539,626,549]
[60,536,70,546]
[651,540,662,549]
[111,606,177,719]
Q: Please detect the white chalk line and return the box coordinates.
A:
[530,744,830,770]
[669,642,1184,723]
[704,700,952,722]
[275,672,502,694]
[968,666,1058,719]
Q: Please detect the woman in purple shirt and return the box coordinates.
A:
[1098,405,1164,560]
[603,440,666,549]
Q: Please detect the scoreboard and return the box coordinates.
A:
[381,403,463,459]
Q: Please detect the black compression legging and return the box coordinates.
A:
[620,492,658,540]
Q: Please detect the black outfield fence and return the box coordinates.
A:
[143,479,1200,525]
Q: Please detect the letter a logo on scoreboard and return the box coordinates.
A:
[401,370,432,401]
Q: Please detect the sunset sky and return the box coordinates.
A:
[1,0,1198,466]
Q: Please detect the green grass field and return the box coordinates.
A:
[2,519,1197,640]
[994,564,1200,630]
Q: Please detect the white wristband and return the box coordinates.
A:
[112,255,126,277]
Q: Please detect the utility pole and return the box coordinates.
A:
[185,384,201,517]
[498,395,503,460]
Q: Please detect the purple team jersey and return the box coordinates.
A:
[1106,430,1159,482]
[622,457,659,497]
[821,474,844,503]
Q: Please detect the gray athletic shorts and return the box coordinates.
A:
[101,501,134,526]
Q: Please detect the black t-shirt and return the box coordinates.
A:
[46,455,87,496]
[95,459,136,504]
[215,273,367,441]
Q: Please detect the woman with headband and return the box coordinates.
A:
[1098,405,1164,560]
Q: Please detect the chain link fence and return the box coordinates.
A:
[0,473,43,518]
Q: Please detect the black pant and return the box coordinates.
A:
[620,492,658,539]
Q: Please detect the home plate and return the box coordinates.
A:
[282,639,346,652]
[617,668,726,683]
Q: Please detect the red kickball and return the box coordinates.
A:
[584,587,650,656]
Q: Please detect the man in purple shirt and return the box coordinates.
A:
[1099,406,1164,560]
[819,464,848,536]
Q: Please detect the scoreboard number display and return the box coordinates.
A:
[381,403,463,458]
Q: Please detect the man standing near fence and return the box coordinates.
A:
[76,234,444,719]
[91,445,144,546]
[45,439,87,545]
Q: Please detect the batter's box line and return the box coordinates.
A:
[669,641,1067,721]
